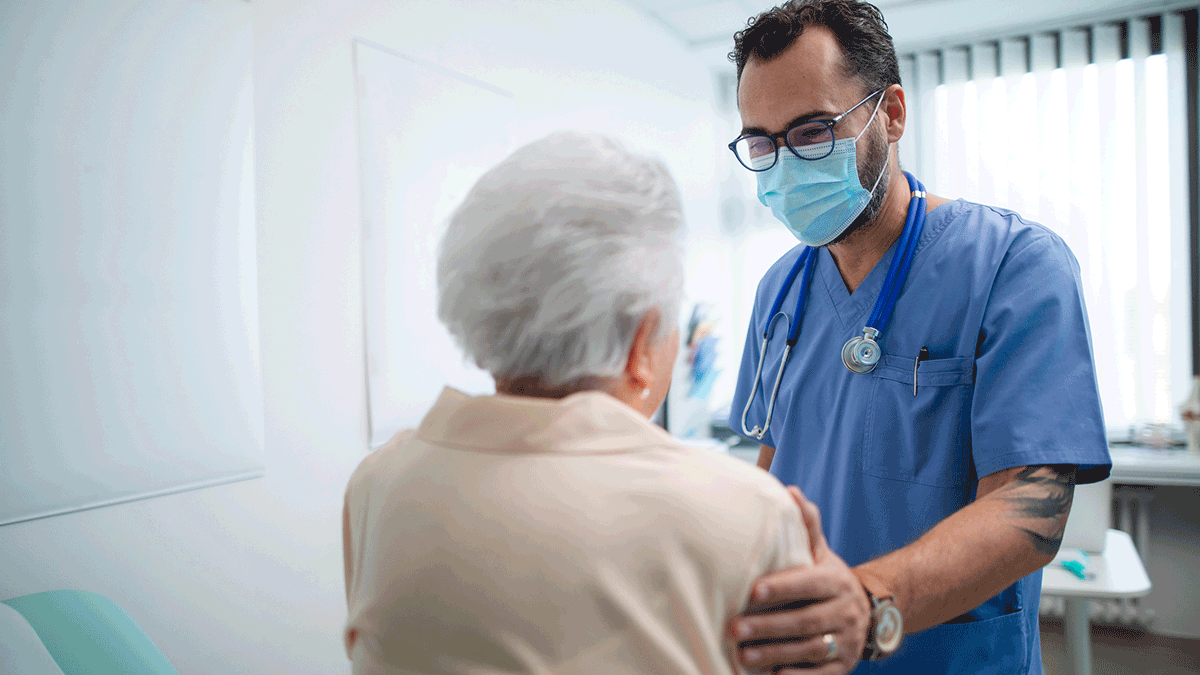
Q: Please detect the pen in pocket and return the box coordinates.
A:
[913,347,929,396]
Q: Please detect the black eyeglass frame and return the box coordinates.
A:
[728,87,888,171]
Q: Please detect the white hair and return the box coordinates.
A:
[437,131,684,389]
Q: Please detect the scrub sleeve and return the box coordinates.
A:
[970,225,1111,483]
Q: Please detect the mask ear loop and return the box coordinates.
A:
[855,91,890,196]
[853,91,887,143]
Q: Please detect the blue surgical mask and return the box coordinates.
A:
[756,98,889,246]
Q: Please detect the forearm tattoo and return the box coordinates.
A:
[994,465,1077,556]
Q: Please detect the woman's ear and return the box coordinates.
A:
[624,310,661,391]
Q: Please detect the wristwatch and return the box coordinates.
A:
[856,572,903,661]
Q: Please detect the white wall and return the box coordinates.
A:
[0,0,265,528]
[0,2,721,673]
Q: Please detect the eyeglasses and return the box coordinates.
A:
[728,88,886,171]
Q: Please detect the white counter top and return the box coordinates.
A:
[1108,446,1200,487]
[708,437,1200,487]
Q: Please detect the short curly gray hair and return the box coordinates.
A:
[436,131,684,390]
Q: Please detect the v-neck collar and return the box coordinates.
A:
[813,198,964,331]
[816,241,898,331]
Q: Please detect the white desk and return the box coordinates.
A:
[1042,529,1151,675]
[1108,446,1200,487]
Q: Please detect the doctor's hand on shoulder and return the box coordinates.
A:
[730,487,872,674]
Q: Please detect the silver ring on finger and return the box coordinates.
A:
[822,633,839,661]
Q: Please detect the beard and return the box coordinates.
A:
[827,123,890,246]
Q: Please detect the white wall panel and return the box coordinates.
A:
[354,42,510,447]
[0,0,262,526]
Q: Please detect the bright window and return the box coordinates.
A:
[900,16,1194,434]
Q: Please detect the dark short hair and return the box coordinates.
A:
[729,0,901,97]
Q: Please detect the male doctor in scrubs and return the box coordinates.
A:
[724,1,1112,673]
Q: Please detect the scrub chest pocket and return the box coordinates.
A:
[862,354,975,488]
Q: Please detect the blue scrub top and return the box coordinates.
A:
[729,200,1111,674]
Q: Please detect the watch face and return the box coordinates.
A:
[875,605,903,653]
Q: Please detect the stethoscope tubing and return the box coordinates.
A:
[766,246,815,342]
[742,252,814,439]
[870,172,926,335]
[740,171,927,442]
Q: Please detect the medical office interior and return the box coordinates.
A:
[1,0,1199,673]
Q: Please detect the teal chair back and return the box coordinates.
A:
[1,590,178,675]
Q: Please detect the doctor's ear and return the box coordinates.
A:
[881,84,906,144]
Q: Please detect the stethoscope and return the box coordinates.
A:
[740,172,928,441]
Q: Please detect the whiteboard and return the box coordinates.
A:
[0,0,263,525]
[354,40,514,448]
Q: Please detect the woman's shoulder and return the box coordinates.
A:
[632,444,810,581]
[641,442,798,527]
[344,428,419,498]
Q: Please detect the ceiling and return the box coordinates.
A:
[624,0,917,49]
[624,0,1192,61]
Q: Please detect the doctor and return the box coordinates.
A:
[724,1,1112,673]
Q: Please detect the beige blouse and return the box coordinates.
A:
[343,387,811,674]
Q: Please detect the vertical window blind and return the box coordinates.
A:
[898,12,1196,434]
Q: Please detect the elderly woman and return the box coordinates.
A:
[342,132,811,674]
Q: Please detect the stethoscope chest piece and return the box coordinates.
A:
[740,173,927,440]
[842,327,882,374]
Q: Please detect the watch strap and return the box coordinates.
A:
[852,569,902,661]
